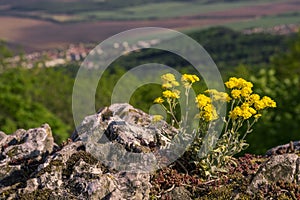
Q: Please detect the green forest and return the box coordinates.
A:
[0,27,299,155]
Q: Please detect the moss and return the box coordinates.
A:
[36,159,64,176]
[278,194,293,200]
[62,151,98,179]
[7,146,19,158]
[18,189,52,200]
[18,188,80,199]
[0,188,18,199]
[101,108,113,121]
[196,185,241,200]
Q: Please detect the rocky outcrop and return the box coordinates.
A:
[1,103,300,199]
[0,124,56,189]
[248,154,300,194]
[0,103,177,199]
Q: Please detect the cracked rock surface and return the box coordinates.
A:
[0,103,176,199]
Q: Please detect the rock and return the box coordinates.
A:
[165,186,192,200]
[73,103,179,172]
[0,103,179,199]
[0,124,56,188]
[265,141,300,156]
[247,154,300,194]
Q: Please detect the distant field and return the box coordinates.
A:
[225,12,300,30]
[0,0,289,22]
[79,0,280,21]
[0,0,299,52]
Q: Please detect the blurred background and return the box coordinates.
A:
[0,0,299,154]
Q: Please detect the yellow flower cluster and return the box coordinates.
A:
[162,90,180,99]
[154,74,276,123]
[226,77,276,120]
[195,94,218,122]
[225,77,253,89]
[195,94,211,108]
[154,97,164,104]
[205,89,231,102]
[229,103,257,120]
[161,73,180,89]
[225,78,253,99]
[254,96,276,110]
[181,74,200,88]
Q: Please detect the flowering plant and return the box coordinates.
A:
[153,73,276,176]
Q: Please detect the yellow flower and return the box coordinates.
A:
[205,89,231,102]
[241,105,256,119]
[231,89,241,99]
[229,106,242,120]
[162,83,173,89]
[181,74,200,87]
[248,107,257,115]
[254,114,262,119]
[195,94,211,108]
[197,104,218,122]
[254,100,265,110]
[162,90,180,99]
[152,115,164,122]
[247,94,260,105]
[154,97,164,104]
[241,87,252,98]
[225,77,239,89]
[240,79,253,89]
[161,73,176,82]
[161,73,179,89]
[229,104,256,120]
[225,77,253,89]
[261,96,276,108]
[254,96,276,110]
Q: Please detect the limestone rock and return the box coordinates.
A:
[166,186,192,200]
[0,124,55,189]
[248,154,300,194]
[73,103,178,172]
[0,103,178,199]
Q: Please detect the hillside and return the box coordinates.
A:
[0,27,299,154]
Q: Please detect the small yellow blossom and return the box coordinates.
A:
[229,104,256,120]
[254,114,262,119]
[261,96,276,108]
[152,115,164,122]
[197,104,218,122]
[229,106,242,120]
[225,77,253,89]
[161,73,179,89]
[240,79,253,89]
[161,73,176,82]
[162,83,173,89]
[254,96,276,110]
[248,107,257,115]
[181,74,200,87]
[247,94,260,105]
[225,77,239,89]
[195,94,211,108]
[205,89,232,102]
[154,97,164,104]
[254,100,265,110]
[231,89,241,99]
[162,90,180,99]
[241,87,253,98]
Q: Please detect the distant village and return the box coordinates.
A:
[4,24,299,69]
[4,39,161,68]
[242,23,299,35]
